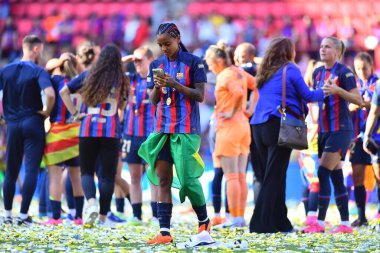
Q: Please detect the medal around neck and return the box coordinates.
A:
[166,97,172,106]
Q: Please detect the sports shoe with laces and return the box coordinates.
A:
[127,217,143,226]
[73,218,83,225]
[42,218,63,226]
[211,216,226,225]
[17,216,36,226]
[146,233,173,245]
[330,224,353,234]
[305,216,318,226]
[351,218,368,227]
[84,204,99,228]
[181,230,215,248]
[107,212,126,223]
[4,217,12,225]
[302,223,325,233]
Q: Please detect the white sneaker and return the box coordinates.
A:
[84,204,99,227]
[178,230,215,248]
[96,218,116,229]
[213,220,237,229]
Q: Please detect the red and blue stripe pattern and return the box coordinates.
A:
[147,51,206,134]
[313,62,357,133]
[124,74,155,137]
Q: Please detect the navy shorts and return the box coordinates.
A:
[318,131,352,160]
[349,140,371,165]
[57,156,80,168]
[371,140,380,164]
[121,135,147,164]
[157,137,174,164]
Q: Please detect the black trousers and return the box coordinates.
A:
[249,126,264,204]
[249,117,293,233]
[79,137,119,215]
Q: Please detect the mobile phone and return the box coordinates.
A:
[366,139,379,155]
[152,68,164,76]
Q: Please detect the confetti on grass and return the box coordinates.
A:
[1,204,380,252]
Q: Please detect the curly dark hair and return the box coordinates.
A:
[256,37,294,89]
[81,44,127,107]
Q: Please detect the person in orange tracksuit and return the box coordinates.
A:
[205,40,258,228]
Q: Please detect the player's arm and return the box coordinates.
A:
[39,86,56,118]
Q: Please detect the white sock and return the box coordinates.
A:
[341,221,351,227]
[69,209,76,217]
[214,212,220,218]
[307,211,317,217]
[225,212,230,219]
[19,213,28,220]
[107,211,112,216]
[5,210,12,218]
[317,220,325,227]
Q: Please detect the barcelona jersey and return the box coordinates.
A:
[370,81,380,142]
[352,75,379,140]
[67,71,122,138]
[147,50,207,135]
[313,62,357,133]
[123,73,155,137]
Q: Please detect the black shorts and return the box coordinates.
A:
[156,137,174,164]
[121,135,147,164]
[349,140,372,165]
[57,156,80,168]
[318,131,352,160]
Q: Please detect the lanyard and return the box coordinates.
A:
[163,50,182,104]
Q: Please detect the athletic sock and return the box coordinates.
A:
[331,169,349,222]
[151,201,158,218]
[317,166,332,221]
[212,168,223,214]
[158,203,172,236]
[354,185,367,221]
[116,198,125,214]
[50,200,61,220]
[74,196,84,219]
[132,203,142,220]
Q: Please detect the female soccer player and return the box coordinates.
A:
[60,44,128,226]
[121,46,158,225]
[138,23,213,246]
[303,37,362,233]
[350,52,380,227]
[205,40,257,227]
[42,53,84,225]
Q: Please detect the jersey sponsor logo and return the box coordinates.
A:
[198,64,205,69]
[346,73,354,78]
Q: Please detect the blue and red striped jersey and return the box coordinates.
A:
[352,75,379,140]
[67,71,122,138]
[50,75,70,123]
[313,62,357,133]
[123,73,155,137]
[50,75,85,124]
[147,50,207,134]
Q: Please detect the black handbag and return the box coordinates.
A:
[277,65,308,150]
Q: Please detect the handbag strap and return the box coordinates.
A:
[281,64,305,120]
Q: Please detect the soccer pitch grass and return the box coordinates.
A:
[1,203,380,252]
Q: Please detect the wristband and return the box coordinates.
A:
[72,110,79,117]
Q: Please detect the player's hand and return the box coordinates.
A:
[73,112,86,122]
[37,110,50,119]
[122,55,136,63]
[322,77,339,96]
[162,74,177,88]
[153,74,166,87]
[219,110,234,119]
